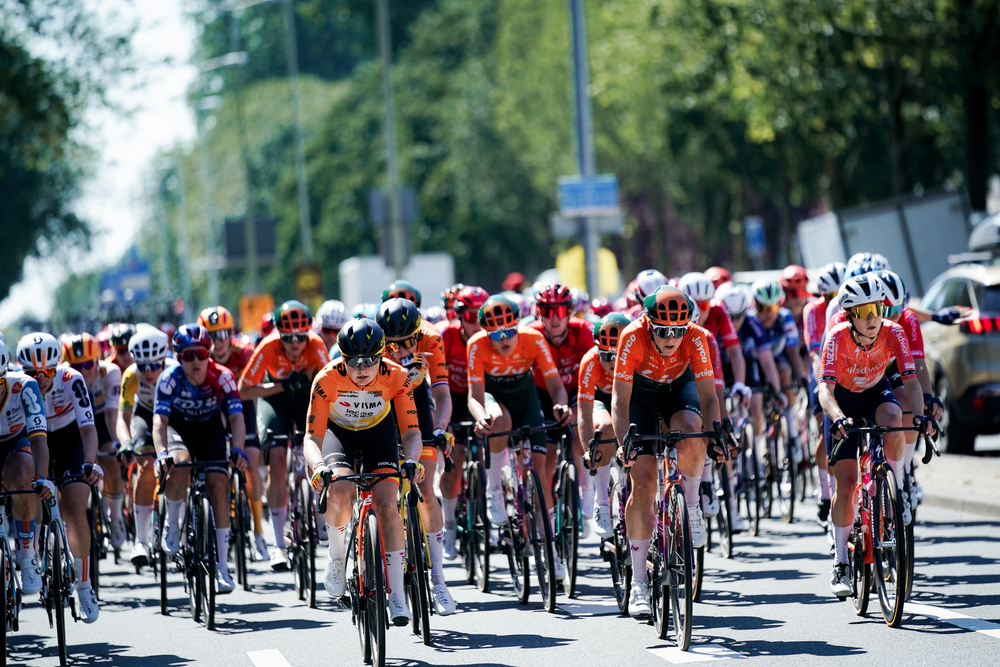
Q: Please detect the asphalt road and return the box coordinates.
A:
[9,499,1000,667]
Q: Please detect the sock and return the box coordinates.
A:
[549,507,557,536]
[441,497,458,530]
[833,523,850,564]
[818,468,831,500]
[754,434,767,469]
[271,507,287,549]
[329,523,349,560]
[166,498,183,529]
[75,557,91,587]
[596,465,611,504]
[109,492,125,521]
[630,539,650,583]
[429,531,445,584]
[683,474,702,505]
[904,440,917,474]
[784,408,799,440]
[488,449,508,494]
[216,527,230,568]
[386,549,405,598]
[701,456,714,482]
[887,458,905,494]
[15,519,35,553]
[135,505,153,546]
[250,500,264,534]
[101,494,110,523]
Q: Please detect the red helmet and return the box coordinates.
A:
[780,265,808,290]
[454,286,489,314]
[589,298,613,318]
[644,286,694,327]
[624,280,640,308]
[260,312,275,337]
[441,283,466,310]
[534,283,573,306]
[478,295,520,332]
[705,266,732,289]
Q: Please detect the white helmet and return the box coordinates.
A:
[16,333,62,372]
[839,274,888,309]
[634,269,667,301]
[870,253,890,271]
[422,306,447,324]
[715,282,751,317]
[314,299,349,331]
[876,270,907,307]
[678,272,716,302]
[816,262,847,296]
[129,327,170,364]
[848,252,873,267]
[0,341,9,379]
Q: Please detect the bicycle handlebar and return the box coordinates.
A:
[480,421,563,469]
[422,435,455,473]
[621,420,727,468]
[316,469,406,514]
[828,419,940,466]
[586,429,619,477]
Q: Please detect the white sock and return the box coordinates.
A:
[488,449,508,494]
[596,465,611,504]
[683,474,702,504]
[701,457,714,482]
[101,494,110,523]
[429,530,445,584]
[887,458,905,494]
[784,409,799,440]
[834,523,850,564]
[109,492,125,521]
[549,507,557,535]
[754,434,767,466]
[386,549,405,598]
[329,523,349,560]
[630,538,650,583]
[271,506,287,549]
[441,497,458,530]
[818,468,831,500]
[136,505,153,546]
[75,558,91,589]
[904,440,917,473]
[216,527,230,568]
[166,498,183,529]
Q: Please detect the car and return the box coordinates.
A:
[919,262,1000,454]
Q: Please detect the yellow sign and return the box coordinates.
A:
[555,245,621,297]
[239,293,275,334]
[295,264,324,314]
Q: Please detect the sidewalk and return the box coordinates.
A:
[918,453,1000,519]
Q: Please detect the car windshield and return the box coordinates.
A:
[975,284,1000,312]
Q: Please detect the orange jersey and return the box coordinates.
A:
[577,347,613,403]
[307,358,419,433]
[383,320,449,388]
[241,331,329,386]
[820,320,915,392]
[467,326,558,385]
[614,318,714,385]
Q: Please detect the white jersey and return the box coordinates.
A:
[86,361,121,415]
[43,367,96,432]
[0,372,47,441]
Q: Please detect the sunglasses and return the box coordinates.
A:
[488,327,518,341]
[696,300,712,312]
[387,333,423,350]
[597,350,616,363]
[756,303,780,315]
[785,288,808,299]
[344,356,381,368]
[71,360,96,371]
[280,333,309,344]
[137,362,166,373]
[730,311,747,322]
[651,324,689,339]
[884,304,902,319]
[321,327,340,336]
[824,291,838,302]
[208,330,231,342]
[179,348,210,362]
[459,311,478,324]
[850,302,885,320]
[25,368,57,380]
[538,305,570,319]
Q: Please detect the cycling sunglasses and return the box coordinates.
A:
[208,330,231,342]
[387,332,423,350]
[597,350,616,363]
[459,310,478,324]
[488,327,518,341]
[71,360,96,371]
[756,302,780,315]
[344,355,381,368]
[280,333,309,344]
[179,348,210,362]
[137,361,166,373]
[538,305,570,319]
[651,324,688,339]
[696,300,712,312]
[885,304,903,319]
[321,326,340,336]
[784,287,808,299]
[850,302,885,320]
[25,368,57,380]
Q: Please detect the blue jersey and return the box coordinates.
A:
[762,308,799,358]
[725,315,770,364]
[154,361,242,422]
[0,372,47,441]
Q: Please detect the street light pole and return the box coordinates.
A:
[375,0,406,278]
[195,103,222,306]
[282,0,314,263]
[171,155,194,320]
[569,0,600,297]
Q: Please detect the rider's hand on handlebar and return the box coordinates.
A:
[401,458,425,484]
[32,477,56,500]
[553,404,572,426]
[474,415,494,438]
[731,382,751,405]
[83,463,104,485]
[776,392,789,410]
[433,428,455,456]
[913,414,938,439]
[153,451,173,477]
[831,416,853,441]
[924,393,944,421]
[231,447,249,472]
[311,465,333,492]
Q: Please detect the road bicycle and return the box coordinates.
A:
[762,386,796,522]
[587,429,628,613]
[727,394,761,537]
[451,421,491,593]
[1,483,44,664]
[229,463,251,592]
[551,426,581,598]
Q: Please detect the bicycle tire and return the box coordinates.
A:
[692,544,705,603]
[465,463,490,593]
[302,479,317,608]
[501,468,529,604]
[652,529,668,638]
[715,465,733,559]
[667,485,693,651]
[88,499,101,600]
[904,520,915,601]
[230,472,247,590]
[608,477,630,615]
[775,423,796,523]
[1,545,8,664]
[292,481,308,602]
[363,512,386,667]
[527,469,557,613]
[761,435,775,519]
[347,519,370,665]
[741,428,760,537]
[155,494,168,616]
[48,522,68,667]
[405,499,431,645]
[201,496,217,631]
[848,529,870,615]
[873,468,906,627]
[189,499,203,624]
[557,465,580,599]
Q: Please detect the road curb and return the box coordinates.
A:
[920,492,1000,519]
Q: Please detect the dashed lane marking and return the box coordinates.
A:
[648,644,745,663]
[247,649,294,667]
[906,603,1000,639]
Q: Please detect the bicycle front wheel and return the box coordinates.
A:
[87,496,101,599]
[47,522,69,667]
[302,479,317,608]
[556,464,580,599]
[608,475,631,615]
[465,462,490,593]
[201,496,218,631]
[873,468,906,627]
[741,428,760,537]
[1,545,9,663]
[502,468,529,604]
[715,465,733,559]
[848,528,870,615]
[527,470,556,613]
[363,512,386,667]
[230,472,248,591]
[667,485,693,650]
[776,427,796,523]
[405,501,431,645]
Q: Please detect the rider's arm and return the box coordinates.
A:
[238,379,283,400]
[695,376,721,428]
[611,379,632,447]
[102,364,121,442]
[725,343,746,385]
[152,414,169,456]
[29,433,49,479]
[116,409,133,445]
[716,307,745,385]
[304,370,332,472]
[466,335,490,426]
[152,372,173,456]
[392,384,423,462]
[576,354,597,448]
[81,424,99,465]
[758,348,782,394]
[117,367,137,443]
[21,376,48,477]
[817,382,842,422]
[238,342,284,399]
[787,340,807,381]
[431,383,452,432]
[543,374,569,413]
[531,328,569,418]
[229,412,246,451]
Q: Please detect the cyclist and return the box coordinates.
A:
[62,334,126,551]
[0,340,54,597]
[438,286,489,559]
[18,333,102,622]
[376,297,456,615]
[611,286,722,618]
[780,265,810,330]
[108,323,136,373]
[117,326,174,568]
[819,274,932,597]
[625,270,667,320]
[199,306,269,561]
[314,299,349,355]
[577,313,630,537]
[153,324,248,594]
[383,279,422,306]
[239,300,329,570]
[440,283,466,329]
[305,318,424,625]
[705,266,733,289]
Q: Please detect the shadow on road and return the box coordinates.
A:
[721,638,865,658]
[700,589,831,607]
[428,629,574,652]
[8,635,195,665]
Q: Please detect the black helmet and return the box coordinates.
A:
[110,323,137,348]
[337,318,386,358]
[376,298,421,339]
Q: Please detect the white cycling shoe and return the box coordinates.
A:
[272,548,291,572]
[830,562,851,597]
[701,482,719,518]
[109,516,127,549]
[324,557,347,597]
[161,524,181,556]
[731,513,748,533]
[581,483,596,520]
[629,582,651,618]
[130,542,151,568]
[388,594,411,626]
[75,585,100,623]
[688,505,708,549]
[217,567,236,594]
[254,534,270,562]
[553,555,566,581]
[486,492,508,525]
[594,502,613,538]
[431,583,457,616]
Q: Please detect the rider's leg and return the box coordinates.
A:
[164,447,192,530]
[877,400,906,492]
[485,403,512,497]
[673,410,709,512]
[206,470,231,570]
[439,442,464,532]
[593,408,615,506]
[624,454,657,582]
[826,412,859,566]
[61,482,93,586]
[751,392,766,470]
[372,479,406,599]
[418,454,448,584]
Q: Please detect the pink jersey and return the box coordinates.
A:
[803,297,828,353]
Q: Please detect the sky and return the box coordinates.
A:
[0,1,197,328]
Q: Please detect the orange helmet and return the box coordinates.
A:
[275,300,312,334]
[382,280,422,307]
[704,266,732,288]
[594,313,631,352]
[780,265,808,290]
[63,333,101,365]
[478,295,520,332]
[643,286,694,327]
[198,306,235,333]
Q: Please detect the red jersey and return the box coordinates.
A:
[700,303,739,349]
[707,332,724,389]
[898,308,925,359]
[821,320,915,392]
[528,318,594,394]
[219,338,254,380]
[615,317,714,385]
[803,297,828,353]
[577,347,613,403]
[441,322,470,393]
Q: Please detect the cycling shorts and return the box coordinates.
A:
[0,431,33,467]
[48,422,86,489]
[723,357,762,391]
[242,400,259,446]
[258,396,307,464]
[485,372,547,454]
[95,410,114,449]
[450,390,473,424]
[391,381,436,461]
[321,416,400,476]
[628,368,701,457]
[537,386,577,443]
[808,374,823,417]
[885,360,904,390]
[593,388,612,415]
[168,415,229,474]
[774,351,791,374]
[823,377,900,462]
[129,405,157,456]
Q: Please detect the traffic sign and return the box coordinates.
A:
[294,263,324,313]
[558,175,620,218]
[550,214,625,238]
[239,294,275,333]
[745,216,766,258]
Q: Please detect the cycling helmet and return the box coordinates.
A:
[63,333,101,365]
[198,306,235,333]
[172,324,212,352]
[876,270,907,307]
[275,300,312,334]
[441,283,466,310]
[377,298,422,339]
[350,303,378,320]
[314,300,349,331]
[870,253,890,271]
[643,286,694,326]
[594,313,631,352]
[502,292,528,320]
[715,282,752,317]
[423,306,447,324]
[17,333,62,371]
[678,272,716,303]
[780,265,808,290]
[96,329,112,357]
[847,260,877,281]
[479,295,520,332]
[572,288,590,313]
[337,318,386,358]
[110,323,137,348]
[848,252,873,267]
[382,280,422,307]
[624,280,640,308]
[751,279,785,306]
[454,286,489,314]
[0,341,9,379]
[589,298,613,318]
[705,266,732,288]
[129,327,170,363]
[816,262,847,296]
[634,270,668,301]
[534,283,574,306]
[839,274,888,309]
[260,312,275,336]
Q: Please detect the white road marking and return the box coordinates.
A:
[907,603,1000,639]
[648,644,745,663]
[247,649,294,667]
[556,598,620,616]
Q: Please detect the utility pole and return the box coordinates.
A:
[569,0,600,297]
[171,154,194,320]
[282,0,313,263]
[375,0,406,278]
[195,99,222,306]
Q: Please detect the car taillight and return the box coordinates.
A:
[960,314,1000,334]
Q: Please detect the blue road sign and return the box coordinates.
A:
[745,216,766,258]
[558,175,620,218]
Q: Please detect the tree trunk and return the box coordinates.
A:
[959,0,990,211]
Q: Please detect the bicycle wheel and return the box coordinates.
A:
[873,468,906,627]
[692,543,705,603]
[301,479,317,608]
[904,520,915,601]
[230,472,248,590]
[501,468,529,604]
[652,529,668,638]
[363,513,386,667]
[405,501,431,645]
[715,465,733,559]
[666,485,693,651]
[188,501,202,623]
[201,496,217,631]
[526,470,557,613]
[848,528,870,615]
[464,462,490,592]
[87,499,101,600]
[1,546,8,663]
[347,520,370,665]
[155,494,168,616]
[47,522,68,667]
[556,465,580,599]
[775,426,796,523]
[608,476,631,615]
[741,429,760,537]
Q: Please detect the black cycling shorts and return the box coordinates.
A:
[628,368,702,457]
[48,422,86,489]
[95,411,114,449]
[322,416,401,475]
[537,385,576,443]
[450,390,473,424]
[823,377,900,462]
[241,399,259,446]
[258,395,307,464]
[723,357,762,391]
[169,415,229,474]
[130,405,156,456]
[485,372,548,454]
